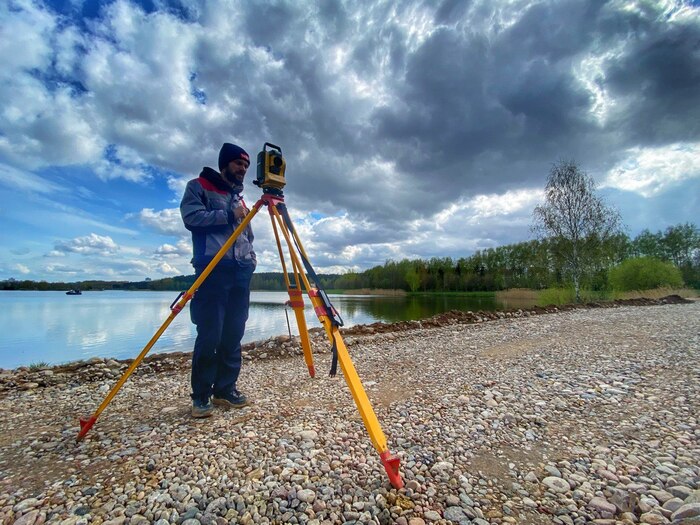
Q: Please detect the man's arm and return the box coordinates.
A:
[180,181,230,232]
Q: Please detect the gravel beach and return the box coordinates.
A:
[0,299,698,525]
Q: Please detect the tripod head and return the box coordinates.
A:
[254,142,286,196]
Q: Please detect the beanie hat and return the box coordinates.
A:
[218,143,250,171]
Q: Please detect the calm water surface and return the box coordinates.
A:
[0,290,520,369]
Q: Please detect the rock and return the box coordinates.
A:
[444,507,467,521]
[297,489,316,503]
[639,512,669,524]
[542,476,570,494]
[588,496,617,515]
[13,498,40,513]
[13,510,41,525]
[672,504,700,521]
[685,491,700,505]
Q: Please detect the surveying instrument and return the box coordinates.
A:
[76,143,404,489]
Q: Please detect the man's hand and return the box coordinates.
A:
[233,204,249,221]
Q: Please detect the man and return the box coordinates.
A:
[180,142,256,418]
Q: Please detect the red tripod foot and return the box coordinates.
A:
[380,450,403,489]
[77,415,97,441]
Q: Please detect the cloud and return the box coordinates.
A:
[134,208,187,236]
[603,142,700,197]
[54,233,119,256]
[13,264,31,274]
[0,165,66,194]
[154,238,191,257]
[45,263,80,275]
[157,261,181,275]
[1,0,699,281]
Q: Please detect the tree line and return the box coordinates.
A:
[331,223,699,292]
[3,222,696,293]
[3,161,697,296]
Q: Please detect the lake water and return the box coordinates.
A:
[0,290,517,369]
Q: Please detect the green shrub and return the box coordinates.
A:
[609,257,684,292]
[537,287,610,306]
[538,287,576,306]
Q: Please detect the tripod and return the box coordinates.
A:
[76,155,403,489]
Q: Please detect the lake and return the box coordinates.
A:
[0,290,522,369]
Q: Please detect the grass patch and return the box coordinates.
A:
[611,287,699,300]
[28,361,50,370]
[536,287,611,306]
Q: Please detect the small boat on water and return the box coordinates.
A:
[66,289,82,295]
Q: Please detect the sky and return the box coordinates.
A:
[0,0,699,282]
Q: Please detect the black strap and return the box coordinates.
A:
[277,203,343,376]
[277,203,343,327]
[329,334,338,377]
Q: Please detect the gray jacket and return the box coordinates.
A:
[180,167,256,271]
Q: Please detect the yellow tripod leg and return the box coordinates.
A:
[270,205,403,488]
[77,201,263,441]
[269,210,315,377]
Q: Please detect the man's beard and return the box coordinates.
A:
[224,167,245,187]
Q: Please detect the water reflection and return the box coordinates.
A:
[0,290,516,369]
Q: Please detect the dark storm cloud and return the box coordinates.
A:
[604,16,700,145]
[371,1,606,188]
[2,0,699,280]
[229,0,699,231]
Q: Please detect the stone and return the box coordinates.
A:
[297,489,316,504]
[444,507,467,521]
[639,512,669,524]
[543,477,570,494]
[588,497,617,515]
[671,503,700,521]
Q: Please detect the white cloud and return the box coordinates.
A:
[157,262,181,275]
[135,208,187,236]
[469,189,543,218]
[45,263,79,275]
[13,264,31,274]
[0,165,66,194]
[0,2,103,169]
[54,233,119,256]
[603,142,700,197]
[154,238,191,257]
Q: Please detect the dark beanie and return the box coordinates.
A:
[218,143,250,171]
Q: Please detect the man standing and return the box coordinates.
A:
[180,143,256,418]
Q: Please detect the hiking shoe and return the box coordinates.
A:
[192,398,213,418]
[213,390,249,409]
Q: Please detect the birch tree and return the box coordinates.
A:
[533,160,622,302]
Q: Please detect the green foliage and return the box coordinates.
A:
[537,287,577,306]
[532,160,623,302]
[609,257,684,292]
[537,287,611,306]
[3,222,697,293]
[28,361,49,370]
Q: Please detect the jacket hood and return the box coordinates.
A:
[199,166,243,194]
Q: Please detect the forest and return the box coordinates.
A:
[3,223,697,293]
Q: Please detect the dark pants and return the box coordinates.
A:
[189,263,253,402]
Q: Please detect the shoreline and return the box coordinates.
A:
[1,296,698,524]
[0,294,692,380]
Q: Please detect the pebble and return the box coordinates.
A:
[0,299,698,525]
